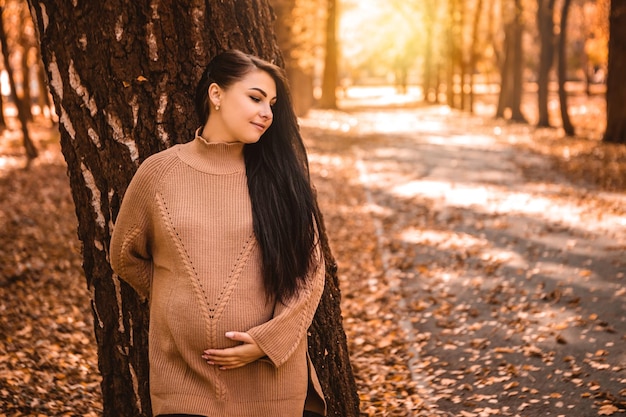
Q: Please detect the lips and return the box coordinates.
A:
[251,122,267,132]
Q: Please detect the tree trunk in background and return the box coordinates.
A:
[36,55,52,118]
[423,0,436,103]
[271,0,316,117]
[0,89,6,130]
[446,0,457,108]
[496,0,526,122]
[459,0,469,111]
[536,0,556,127]
[557,0,574,136]
[319,0,338,109]
[469,0,484,113]
[0,6,37,164]
[19,4,34,123]
[510,0,526,122]
[27,1,359,416]
[496,23,513,118]
[604,0,626,143]
[20,49,33,122]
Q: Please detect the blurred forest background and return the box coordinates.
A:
[1,0,625,415]
[0,0,622,188]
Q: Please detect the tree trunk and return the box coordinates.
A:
[468,0,484,113]
[604,0,626,143]
[496,23,513,118]
[36,54,52,119]
[21,49,34,122]
[446,0,457,108]
[0,88,6,130]
[509,0,526,122]
[0,6,37,164]
[496,0,527,122]
[319,0,338,109]
[459,0,469,111]
[20,3,34,123]
[27,1,359,416]
[557,0,574,136]
[423,0,436,103]
[536,0,556,127]
[271,0,317,116]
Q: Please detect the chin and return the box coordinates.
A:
[246,136,262,144]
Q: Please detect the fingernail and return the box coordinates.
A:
[225,332,234,338]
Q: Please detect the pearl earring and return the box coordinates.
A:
[215,105,220,111]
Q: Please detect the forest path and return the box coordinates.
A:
[302,106,626,416]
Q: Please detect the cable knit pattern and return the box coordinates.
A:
[110,135,326,416]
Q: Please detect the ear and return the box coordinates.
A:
[208,83,221,108]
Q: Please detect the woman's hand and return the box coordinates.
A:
[202,332,265,370]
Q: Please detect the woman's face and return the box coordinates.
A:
[209,69,277,144]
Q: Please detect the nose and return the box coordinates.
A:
[260,104,272,120]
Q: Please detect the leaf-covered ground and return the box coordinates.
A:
[1,99,625,416]
[0,124,102,416]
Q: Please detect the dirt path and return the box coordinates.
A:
[303,107,626,416]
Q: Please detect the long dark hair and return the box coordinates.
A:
[194,49,321,303]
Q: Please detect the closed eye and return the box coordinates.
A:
[250,96,261,103]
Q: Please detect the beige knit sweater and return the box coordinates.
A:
[109,135,326,416]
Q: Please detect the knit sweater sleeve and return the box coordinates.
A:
[109,157,160,300]
[247,242,325,368]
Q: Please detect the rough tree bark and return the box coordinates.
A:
[604,0,626,144]
[27,1,359,416]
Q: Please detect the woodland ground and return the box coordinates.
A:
[0,90,625,416]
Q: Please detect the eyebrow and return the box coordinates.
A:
[249,87,277,100]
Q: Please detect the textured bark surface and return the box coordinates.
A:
[604,0,626,144]
[27,1,358,415]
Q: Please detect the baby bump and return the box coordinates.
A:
[149,273,210,357]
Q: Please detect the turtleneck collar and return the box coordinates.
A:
[176,130,246,175]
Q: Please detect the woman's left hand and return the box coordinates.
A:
[202,331,265,370]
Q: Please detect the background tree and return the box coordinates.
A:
[0,5,36,163]
[271,0,324,116]
[581,0,609,96]
[319,0,338,109]
[603,0,626,143]
[468,0,485,113]
[536,0,556,127]
[496,0,527,122]
[446,0,461,108]
[27,1,359,415]
[423,0,437,103]
[557,0,574,136]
